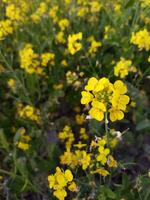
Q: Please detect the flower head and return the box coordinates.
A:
[68,32,82,55]
[81,77,130,122]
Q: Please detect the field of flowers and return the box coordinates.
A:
[0,0,150,199]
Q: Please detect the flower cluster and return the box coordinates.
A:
[68,32,82,55]
[49,5,59,24]
[130,29,150,51]
[114,57,137,78]
[17,104,40,123]
[87,36,102,56]
[59,125,90,170]
[66,71,84,89]
[15,128,31,151]
[48,167,77,200]
[60,147,91,170]
[81,77,130,122]
[91,138,117,176]
[104,25,116,40]
[31,2,47,24]
[0,20,13,39]
[59,18,70,31]
[79,128,89,140]
[58,126,75,150]
[59,124,118,176]
[76,0,102,19]
[19,44,55,74]
[6,0,29,23]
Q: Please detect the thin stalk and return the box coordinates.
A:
[0,50,31,104]
[104,112,109,145]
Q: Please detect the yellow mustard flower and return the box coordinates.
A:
[41,52,55,66]
[68,32,82,55]
[104,25,115,40]
[31,2,47,23]
[53,189,67,200]
[6,1,29,23]
[16,128,31,151]
[90,1,102,13]
[5,0,29,24]
[56,31,66,44]
[75,114,85,125]
[17,104,40,123]
[49,6,59,23]
[110,138,119,148]
[114,58,133,78]
[7,78,15,89]
[68,182,77,192]
[58,126,75,150]
[48,167,76,200]
[81,77,129,122]
[87,36,102,55]
[0,20,13,39]
[19,44,39,74]
[79,128,89,140]
[61,59,68,67]
[78,150,91,170]
[107,155,118,168]
[60,151,79,168]
[17,142,29,151]
[77,6,89,18]
[114,3,121,13]
[58,18,70,31]
[92,168,109,177]
[131,29,150,51]
[89,100,106,121]
[96,145,110,165]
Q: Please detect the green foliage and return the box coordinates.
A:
[0,0,150,199]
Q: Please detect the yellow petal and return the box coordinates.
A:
[120,95,130,104]
[68,182,77,192]
[81,91,93,104]
[89,108,104,121]
[114,80,127,94]
[56,174,67,187]
[85,77,98,91]
[92,100,106,111]
[64,169,73,182]
[117,110,124,120]
[94,78,110,92]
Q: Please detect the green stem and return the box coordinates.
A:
[0,169,12,176]
[0,50,31,104]
[104,112,109,145]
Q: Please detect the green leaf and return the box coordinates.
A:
[125,0,135,8]
[16,157,28,177]
[99,186,117,199]
[136,119,150,131]
[122,173,130,189]
[0,128,9,150]
[105,187,116,199]
[7,177,26,194]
